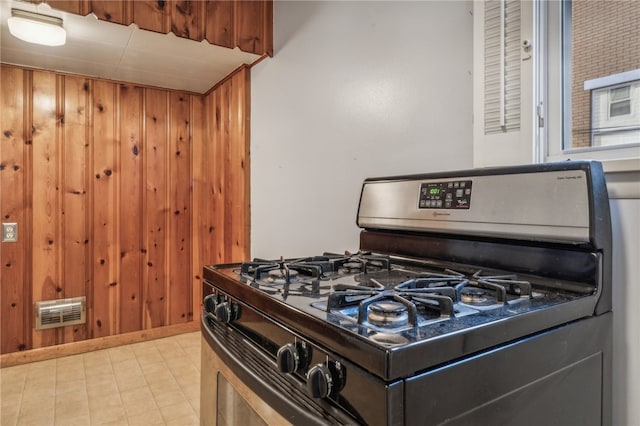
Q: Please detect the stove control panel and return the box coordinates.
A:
[419,180,472,209]
[203,284,350,404]
[359,165,593,242]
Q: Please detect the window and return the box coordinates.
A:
[541,0,640,162]
[590,80,640,147]
[608,86,631,118]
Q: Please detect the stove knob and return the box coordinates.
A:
[277,343,311,374]
[214,301,239,323]
[277,344,300,374]
[307,362,345,399]
[307,364,332,399]
[203,294,221,314]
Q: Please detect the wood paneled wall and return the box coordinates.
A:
[0,64,250,354]
[33,0,273,56]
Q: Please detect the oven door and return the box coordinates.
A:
[200,333,289,426]
[200,314,355,426]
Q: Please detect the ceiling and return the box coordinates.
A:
[0,0,260,94]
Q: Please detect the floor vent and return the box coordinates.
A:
[35,297,86,330]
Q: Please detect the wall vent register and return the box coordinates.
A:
[35,297,86,330]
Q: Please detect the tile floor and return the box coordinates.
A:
[0,332,201,426]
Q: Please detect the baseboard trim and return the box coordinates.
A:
[0,321,199,368]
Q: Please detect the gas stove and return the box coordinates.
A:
[226,251,589,336]
[201,161,612,426]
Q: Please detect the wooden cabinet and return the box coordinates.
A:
[37,0,273,56]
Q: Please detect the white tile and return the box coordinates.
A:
[120,386,158,417]
[159,401,196,422]
[127,409,165,426]
[152,388,187,409]
[55,380,88,399]
[7,332,201,426]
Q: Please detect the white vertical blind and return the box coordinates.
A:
[484,0,521,134]
[499,0,506,127]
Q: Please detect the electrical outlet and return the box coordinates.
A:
[2,223,18,242]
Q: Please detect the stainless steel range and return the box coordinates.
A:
[200,161,612,426]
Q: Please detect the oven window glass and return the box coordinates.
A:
[216,373,267,426]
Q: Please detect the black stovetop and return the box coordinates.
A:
[210,251,594,348]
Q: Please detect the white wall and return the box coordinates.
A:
[250,0,473,258]
[610,194,640,426]
[250,3,639,422]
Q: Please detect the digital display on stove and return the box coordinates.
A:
[419,180,472,209]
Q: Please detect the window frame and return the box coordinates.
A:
[538,0,640,164]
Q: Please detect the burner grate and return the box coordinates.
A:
[316,268,535,330]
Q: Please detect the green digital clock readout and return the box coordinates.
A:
[420,180,472,210]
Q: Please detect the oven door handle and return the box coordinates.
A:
[201,314,352,426]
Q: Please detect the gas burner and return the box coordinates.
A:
[340,261,364,273]
[454,271,534,306]
[474,272,533,299]
[318,282,467,331]
[394,271,467,301]
[239,257,339,300]
[460,287,487,304]
[368,300,409,327]
[334,280,385,292]
[239,253,393,292]
[310,268,539,331]
[336,252,392,274]
[241,257,325,284]
[369,332,409,346]
[268,269,299,284]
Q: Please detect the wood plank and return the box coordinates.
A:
[190,93,206,319]
[221,79,235,263]
[229,69,250,262]
[61,75,91,343]
[118,84,144,333]
[241,69,251,260]
[263,0,274,57]
[31,70,61,349]
[32,0,272,55]
[89,0,127,24]
[91,80,118,338]
[132,0,168,34]
[33,0,272,54]
[181,71,250,321]
[0,66,29,353]
[211,83,227,263]
[235,0,267,55]
[46,0,85,15]
[226,73,238,262]
[204,0,234,49]
[144,88,169,329]
[170,0,205,41]
[168,92,192,324]
[205,67,251,265]
[0,323,198,367]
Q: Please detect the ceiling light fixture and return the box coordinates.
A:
[8,9,66,47]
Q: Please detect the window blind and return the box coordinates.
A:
[484,0,521,134]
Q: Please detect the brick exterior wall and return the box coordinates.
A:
[571,0,640,147]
